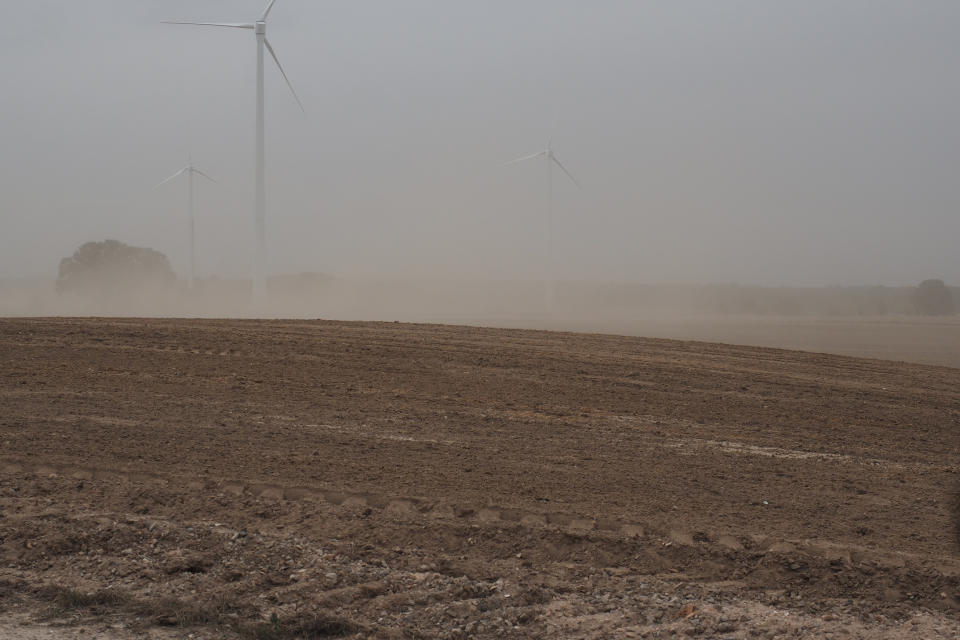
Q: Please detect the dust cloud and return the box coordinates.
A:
[2,2,960,365]
[3,274,960,368]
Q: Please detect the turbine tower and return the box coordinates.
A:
[164,0,303,297]
[154,157,216,290]
[506,140,581,312]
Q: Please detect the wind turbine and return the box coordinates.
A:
[154,157,216,290]
[506,139,582,312]
[164,0,304,297]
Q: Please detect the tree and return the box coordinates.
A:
[911,279,956,316]
[57,240,176,296]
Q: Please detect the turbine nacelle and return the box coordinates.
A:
[163,0,303,112]
[153,162,216,190]
[506,142,582,190]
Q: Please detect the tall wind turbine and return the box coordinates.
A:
[164,0,304,297]
[154,157,216,290]
[506,140,582,312]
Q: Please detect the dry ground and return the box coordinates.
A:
[0,317,958,639]
[551,315,960,370]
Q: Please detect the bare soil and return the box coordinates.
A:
[1,317,958,639]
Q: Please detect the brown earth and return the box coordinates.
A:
[0,317,959,639]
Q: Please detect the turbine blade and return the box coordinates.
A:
[152,167,188,190]
[504,150,546,166]
[162,21,256,29]
[264,38,305,112]
[193,168,217,184]
[551,153,582,190]
[260,0,279,21]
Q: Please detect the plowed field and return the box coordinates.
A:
[1,317,958,639]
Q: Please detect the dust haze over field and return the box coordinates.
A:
[2,1,959,294]
[4,2,960,369]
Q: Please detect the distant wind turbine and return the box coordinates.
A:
[506,139,582,311]
[164,0,304,297]
[154,157,216,290]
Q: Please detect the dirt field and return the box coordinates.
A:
[1,317,958,639]
[544,315,960,370]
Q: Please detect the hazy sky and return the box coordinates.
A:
[2,1,958,286]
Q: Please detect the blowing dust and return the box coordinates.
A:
[3,274,960,368]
